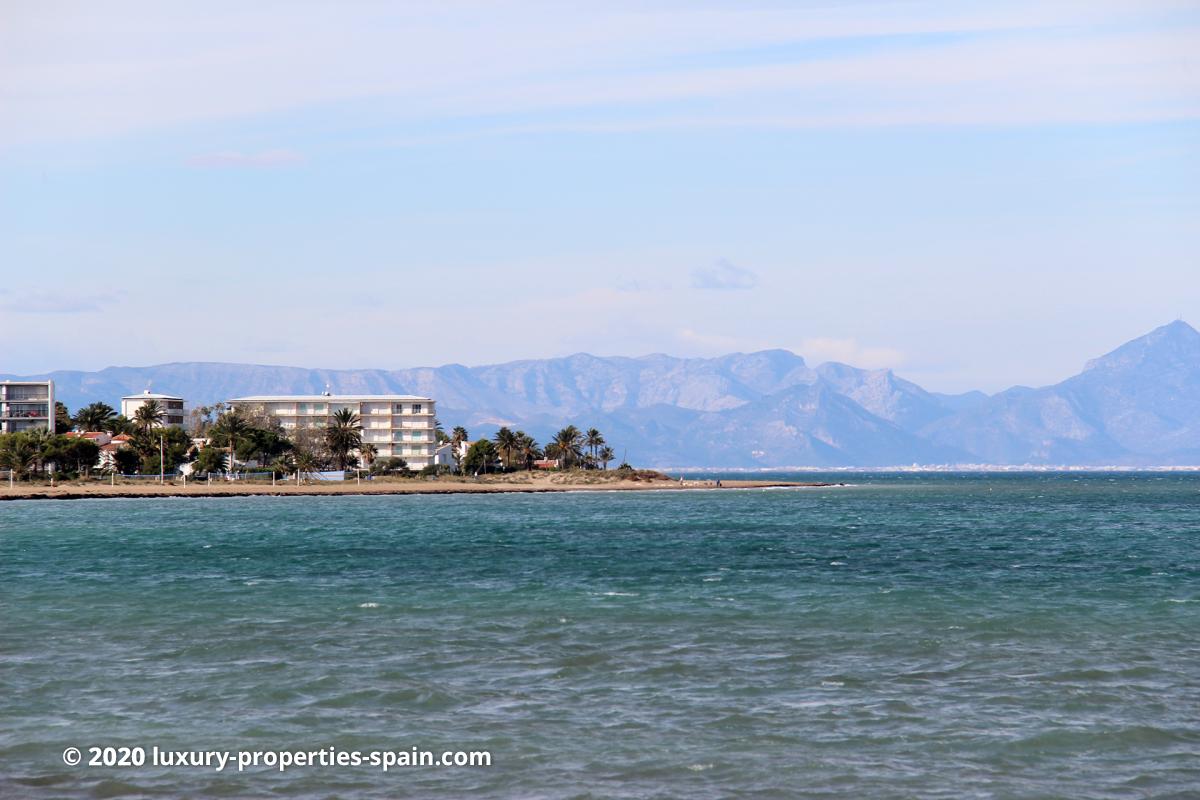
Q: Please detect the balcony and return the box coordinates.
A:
[2,405,49,418]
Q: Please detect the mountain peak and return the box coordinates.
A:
[1084,320,1200,374]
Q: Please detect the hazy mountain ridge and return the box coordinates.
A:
[5,321,1198,467]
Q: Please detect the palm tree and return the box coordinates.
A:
[133,399,165,431]
[450,426,469,473]
[211,409,252,475]
[268,453,296,479]
[515,431,542,470]
[293,449,320,483]
[598,445,615,470]
[74,402,117,432]
[105,415,135,435]
[584,428,605,467]
[493,427,519,470]
[359,442,378,471]
[325,408,363,470]
[0,433,39,480]
[546,425,583,469]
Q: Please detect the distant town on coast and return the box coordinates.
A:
[1,319,1198,481]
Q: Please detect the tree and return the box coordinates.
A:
[598,445,615,470]
[293,449,320,483]
[325,408,363,470]
[27,427,55,474]
[434,418,448,444]
[370,456,410,476]
[49,436,100,477]
[0,433,40,480]
[463,439,498,475]
[516,431,542,470]
[238,427,292,465]
[130,426,194,475]
[74,402,117,432]
[105,415,135,435]
[291,428,331,471]
[493,427,519,470]
[584,428,605,466]
[359,442,378,471]
[450,426,469,473]
[187,404,222,435]
[268,453,296,478]
[546,425,583,469]
[55,402,73,432]
[209,409,252,474]
[133,399,165,431]
[192,446,229,475]
[111,447,141,475]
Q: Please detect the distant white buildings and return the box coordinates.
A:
[227,393,438,469]
[122,389,186,427]
[1,380,55,434]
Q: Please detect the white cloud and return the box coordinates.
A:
[0,289,121,314]
[1,1,1196,148]
[798,337,905,369]
[691,259,758,290]
[186,149,304,168]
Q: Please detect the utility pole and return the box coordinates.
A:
[159,433,164,484]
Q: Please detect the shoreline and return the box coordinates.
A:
[0,476,838,502]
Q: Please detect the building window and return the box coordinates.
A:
[411,404,422,414]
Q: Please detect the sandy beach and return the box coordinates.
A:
[0,472,835,501]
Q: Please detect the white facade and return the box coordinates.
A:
[433,441,458,467]
[227,394,438,469]
[1,380,55,434]
[121,390,187,427]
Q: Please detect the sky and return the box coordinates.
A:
[1,0,1197,393]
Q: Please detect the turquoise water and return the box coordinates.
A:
[2,474,1199,798]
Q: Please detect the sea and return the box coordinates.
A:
[2,473,1198,799]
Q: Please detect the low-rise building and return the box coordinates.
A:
[66,431,112,446]
[227,393,438,469]
[121,390,187,427]
[433,441,458,467]
[1,380,55,434]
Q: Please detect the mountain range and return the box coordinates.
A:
[5,321,1199,467]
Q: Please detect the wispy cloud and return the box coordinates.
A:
[617,278,673,293]
[691,259,758,290]
[1,2,1196,148]
[0,289,121,314]
[186,149,305,168]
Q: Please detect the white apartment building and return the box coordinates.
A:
[1,380,55,434]
[121,390,187,427]
[226,394,437,468]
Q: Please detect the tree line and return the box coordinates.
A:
[453,424,618,474]
[2,398,625,481]
[0,399,195,480]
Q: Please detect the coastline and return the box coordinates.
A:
[0,474,836,502]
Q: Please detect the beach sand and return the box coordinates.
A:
[0,472,835,501]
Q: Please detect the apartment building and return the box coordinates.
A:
[121,390,187,427]
[1,380,55,434]
[226,394,437,468]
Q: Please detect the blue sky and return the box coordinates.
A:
[1,0,1197,392]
